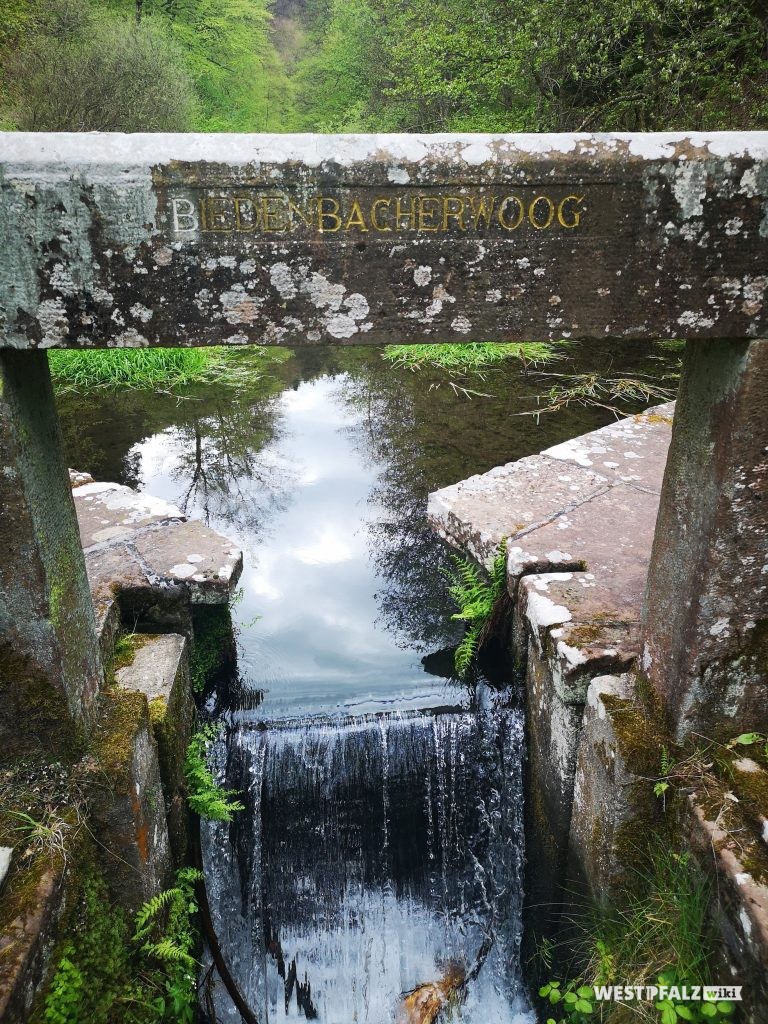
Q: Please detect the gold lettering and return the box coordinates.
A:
[442,197,466,231]
[317,197,342,233]
[557,194,584,229]
[418,197,441,232]
[529,195,555,230]
[498,196,524,231]
[261,197,288,232]
[371,198,393,232]
[234,198,257,232]
[468,195,496,229]
[206,197,236,233]
[344,199,369,232]
[395,197,416,229]
[288,199,313,230]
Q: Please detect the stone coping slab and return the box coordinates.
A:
[2,134,768,348]
[428,402,675,680]
[71,472,243,644]
[115,634,187,703]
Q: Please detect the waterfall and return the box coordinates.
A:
[203,707,532,1024]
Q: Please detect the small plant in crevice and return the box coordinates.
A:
[5,808,74,862]
[443,539,508,678]
[40,867,202,1024]
[536,842,729,1024]
[132,868,203,1024]
[184,724,244,822]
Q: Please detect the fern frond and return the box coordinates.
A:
[444,538,508,677]
[454,624,482,678]
[490,538,508,595]
[144,938,196,968]
[133,887,182,942]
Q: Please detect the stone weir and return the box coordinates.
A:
[0,472,242,1023]
[429,404,768,1019]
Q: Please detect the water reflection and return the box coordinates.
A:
[56,341,679,719]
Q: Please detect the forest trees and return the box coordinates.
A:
[0,0,288,132]
[290,0,768,133]
[0,0,765,136]
[2,0,197,131]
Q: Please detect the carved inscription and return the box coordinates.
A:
[166,190,586,237]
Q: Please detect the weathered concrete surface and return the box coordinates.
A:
[430,407,672,949]
[84,689,173,913]
[71,474,243,656]
[115,633,194,863]
[1,134,767,348]
[430,402,673,673]
[641,340,768,740]
[569,674,659,896]
[687,792,768,1019]
[0,352,103,751]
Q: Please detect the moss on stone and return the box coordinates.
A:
[730,761,768,824]
[0,849,53,939]
[89,690,147,790]
[105,632,152,686]
[601,693,669,777]
[563,622,606,648]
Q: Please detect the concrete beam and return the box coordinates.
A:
[1,132,767,349]
[0,351,102,750]
[640,339,768,740]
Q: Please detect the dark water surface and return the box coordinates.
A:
[57,342,678,1023]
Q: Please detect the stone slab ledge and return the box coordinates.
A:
[428,402,675,681]
[69,472,243,648]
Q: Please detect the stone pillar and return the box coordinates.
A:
[0,351,102,751]
[640,339,768,741]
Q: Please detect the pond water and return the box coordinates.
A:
[57,342,678,1024]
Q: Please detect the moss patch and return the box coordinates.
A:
[601,694,669,777]
[105,632,152,686]
[88,690,148,790]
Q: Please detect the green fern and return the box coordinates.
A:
[184,725,245,822]
[443,539,508,678]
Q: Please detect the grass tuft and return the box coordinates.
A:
[48,346,292,393]
[383,341,560,372]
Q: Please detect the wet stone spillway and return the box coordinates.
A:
[202,705,530,1023]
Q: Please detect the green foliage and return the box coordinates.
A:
[184,725,244,821]
[40,867,200,1024]
[132,868,203,1023]
[443,539,507,678]
[540,981,595,1022]
[2,0,197,131]
[542,843,722,1023]
[654,973,735,1023]
[383,343,558,373]
[48,346,284,394]
[727,731,768,760]
[291,0,768,133]
[49,348,214,393]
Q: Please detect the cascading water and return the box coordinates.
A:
[56,343,681,1024]
[203,704,532,1024]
